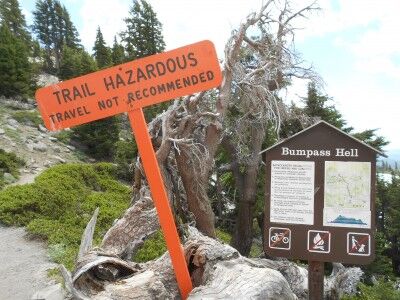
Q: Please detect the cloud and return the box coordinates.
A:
[72,0,400,149]
[79,0,131,50]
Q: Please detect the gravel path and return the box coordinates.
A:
[0,226,58,300]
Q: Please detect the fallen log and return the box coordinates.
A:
[61,191,362,300]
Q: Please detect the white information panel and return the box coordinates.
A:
[270,160,315,225]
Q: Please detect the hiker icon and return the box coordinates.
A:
[347,233,370,256]
[269,227,291,250]
[352,236,366,252]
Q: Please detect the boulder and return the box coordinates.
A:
[33,142,47,152]
[3,173,16,184]
[7,119,19,127]
[38,124,48,133]
[31,283,66,300]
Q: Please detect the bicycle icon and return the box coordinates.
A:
[270,233,289,244]
[269,227,291,250]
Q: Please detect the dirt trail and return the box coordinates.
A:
[0,226,58,300]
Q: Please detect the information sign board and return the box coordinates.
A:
[263,121,383,264]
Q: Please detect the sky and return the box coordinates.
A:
[20,0,400,152]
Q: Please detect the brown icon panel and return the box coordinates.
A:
[347,233,371,256]
[308,230,331,253]
[269,227,291,250]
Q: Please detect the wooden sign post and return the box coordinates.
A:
[35,40,223,299]
[262,121,385,299]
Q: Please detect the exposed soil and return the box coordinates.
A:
[0,226,58,300]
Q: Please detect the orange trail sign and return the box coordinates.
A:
[35,40,222,299]
[35,40,222,131]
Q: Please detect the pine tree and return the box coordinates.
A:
[93,27,112,69]
[32,0,54,72]
[0,24,32,97]
[32,0,81,73]
[303,82,348,130]
[0,0,31,44]
[120,0,165,60]
[73,116,120,160]
[58,46,81,80]
[61,4,80,49]
[59,46,97,80]
[111,36,125,66]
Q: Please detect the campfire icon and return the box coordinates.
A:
[308,230,331,253]
[313,233,325,250]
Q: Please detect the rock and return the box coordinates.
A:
[11,142,16,147]
[27,144,34,151]
[7,119,19,127]
[38,124,48,133]
[52,156,66,163]
[44,161,52,167]
[2,98,34,109]
[0,128,4,135]
[33,142,47,152]
[36,73,59,87]
[6,124,17,131]
[3,173,16,183]
[49,137,57,142]
[53,147,61,153]
[66,145,76,151]
[31,283,65,300]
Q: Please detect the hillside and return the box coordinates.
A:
[0,97,89,186]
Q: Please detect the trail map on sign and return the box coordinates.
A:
[324,161,371,228]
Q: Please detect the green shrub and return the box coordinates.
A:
[114,139,137,181]
[72,116,120,160]
[0,149,25,189]
[342,280,400,300]
[0,163,131,269]
[52,131,72,144]
[133,230,167,263]
[11,110,43,126]
[216,228,232,244]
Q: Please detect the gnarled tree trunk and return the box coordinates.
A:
[61,203,363,300]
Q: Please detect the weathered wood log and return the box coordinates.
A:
[64,200,362,300]
[101,187,159,259]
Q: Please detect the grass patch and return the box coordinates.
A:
[342,280,400,300]
[11,110,43,127]
[47,267,63,284]
[4,126,22,141]
[249,242,263,258]
[52,131,72,144]
[0,149,25,189]
[132,230,167,263]
[216,228,232,244]
[0,163,131,269]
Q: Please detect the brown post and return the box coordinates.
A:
[308,261,324,300]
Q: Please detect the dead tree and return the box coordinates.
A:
[62,205,363,299]
[132,0,320,255]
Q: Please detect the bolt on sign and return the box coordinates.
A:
[262,121,385,264]
[35,40,223,299]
